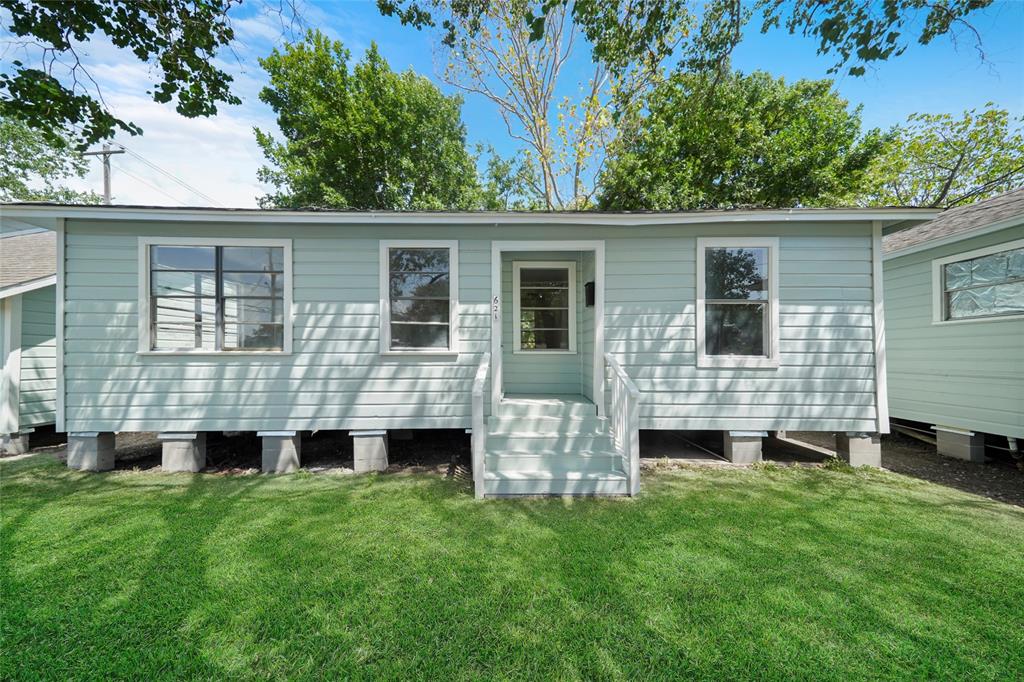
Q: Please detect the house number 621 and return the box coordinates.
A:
[492,296,500,320]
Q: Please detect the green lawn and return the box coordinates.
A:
[2,455,1023,680]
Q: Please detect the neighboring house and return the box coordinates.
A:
[884,188,1024,461]
[1,203,936,495]
[1,229,58,454]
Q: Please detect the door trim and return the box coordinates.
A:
[490,240,605,416]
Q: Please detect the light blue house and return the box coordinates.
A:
[1,203,936,495]
[884,188,1024,461]
[1,228,58,454]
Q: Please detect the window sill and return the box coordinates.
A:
[931,314,1024,326]
[697,355,779,369]
[137,350,292,357]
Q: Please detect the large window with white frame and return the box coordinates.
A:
[933,239,1024,322]
[513,261,577,352]
[380,241,459,352]
[696,237,779,368]
[140,239,291,353]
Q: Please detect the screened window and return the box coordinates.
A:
[384,244,455,351]
[941,247,1024,320]
[697,239,778,368]
[149,244,285,351]
[514,262,576,352]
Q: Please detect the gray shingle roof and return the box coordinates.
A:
[883,187,1024,253]
[0,230,56,291]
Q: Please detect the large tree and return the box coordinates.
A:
[0,0,252,147]
[861,105,1024,209]
[0,115,101,203]
[598,70,887,210]
[254,31,481,210]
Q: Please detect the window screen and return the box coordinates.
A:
[387,247,452,350]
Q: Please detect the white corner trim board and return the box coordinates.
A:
[871,220,890,434]
[55,217,65,432]
[1,295,23,434]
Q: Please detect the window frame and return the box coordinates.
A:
[379,240,460,355]
[696,237,780,369]
[512,260,577,354]
[931,238,1024,325]
[137,237,293,355]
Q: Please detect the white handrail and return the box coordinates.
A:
[605,352,641,496]
[471,353,490,499]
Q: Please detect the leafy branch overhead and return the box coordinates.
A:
[379,0,992,78]
[0,0,242,148]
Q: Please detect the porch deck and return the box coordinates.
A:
[482,393,629,496]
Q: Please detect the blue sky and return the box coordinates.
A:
[12,0,1021,206]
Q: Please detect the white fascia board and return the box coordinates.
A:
[1,204,940,227]
[0,275,56,300]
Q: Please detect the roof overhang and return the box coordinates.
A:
[883,214,1024,260]
[0,203,940,229]
[0,274,56,300]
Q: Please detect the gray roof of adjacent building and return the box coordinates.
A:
[883,187,1024,254]
[0,229,56,292]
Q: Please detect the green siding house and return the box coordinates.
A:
[1,229,58,454]
[2,204,936,495]
[884,189,1024,461]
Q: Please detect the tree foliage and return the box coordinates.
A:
[254,31,481,210]
[861,105,1024,208]
[0,115,101,203]
[0,0,242,147]
[378,0,991,79]
[598,70,887,210]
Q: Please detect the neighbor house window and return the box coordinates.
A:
[696,237,779,368]
[513,261,576,352]
[935,241,1024,322]
[380,241,459,352]
[140,239,291,353]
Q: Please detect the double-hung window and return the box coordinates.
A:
[141,239,291,353]
[380,241,459,353]
[696,237,779,368]
[933,240,1024,322]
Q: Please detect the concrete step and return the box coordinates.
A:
[497,394,597,418]
[483,471,629,496]
[485,451,623,474]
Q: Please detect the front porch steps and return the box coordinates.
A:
[482,394,628,496]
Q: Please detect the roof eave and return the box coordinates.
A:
[0,203,940,227]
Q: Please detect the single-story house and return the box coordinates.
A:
[883,188,1024,460]
[1,228,58,454]
[1,203,937,496]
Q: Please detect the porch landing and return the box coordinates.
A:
[483,394,628,496]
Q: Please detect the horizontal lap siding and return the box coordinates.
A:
[606,232,878,432]
[64,220,879,433]
[18,285,57,428]
[884,225,1024,438]
[64,223,490,431]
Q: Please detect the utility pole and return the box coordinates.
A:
[82,143,125,205]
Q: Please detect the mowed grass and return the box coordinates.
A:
[2,455,1023,680]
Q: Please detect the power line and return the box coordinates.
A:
[110,162,189,206]
[116,144,226,207]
